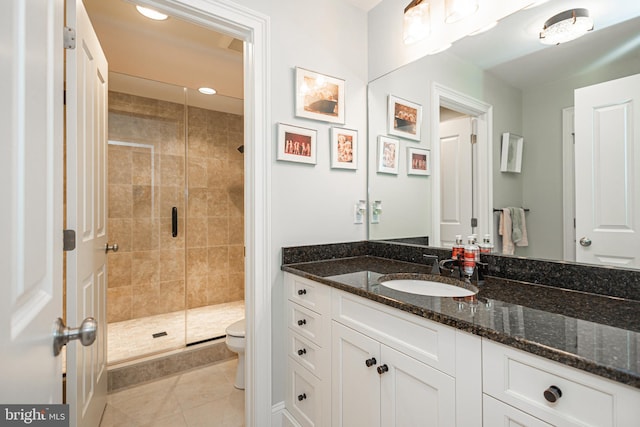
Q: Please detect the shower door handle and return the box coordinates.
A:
[172,207,178,237]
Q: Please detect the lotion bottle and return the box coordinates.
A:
[463,236,479,277]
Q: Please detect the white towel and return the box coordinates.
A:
[516,208,528,248]
[499,208,514,255]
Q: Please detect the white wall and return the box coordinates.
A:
[232,0,369,405]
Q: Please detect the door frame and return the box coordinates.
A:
[562,107,576,262]
[121,1,271,425]
[431,82,493,246]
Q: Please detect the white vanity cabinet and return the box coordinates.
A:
[330,288,482,427]
[482,340,640,427]
[284,274,332,427]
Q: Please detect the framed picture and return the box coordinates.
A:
[500,132,524,173]
[277,123,317,164]
[377,136,400,174]
[295,67,345,124]
[407,147,430,176]
[330,127,358,170]
[387,95,422,141]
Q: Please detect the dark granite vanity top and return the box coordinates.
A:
[282,249,640,390]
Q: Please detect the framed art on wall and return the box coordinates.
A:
[388,95,422,141]
[377,135,399,175]
[407,147,430,175]
[277,123,317,164]
[330,127,357,169]
[295,67,345,124]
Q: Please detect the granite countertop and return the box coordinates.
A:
[282,255,640,389]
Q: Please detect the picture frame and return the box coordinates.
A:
[295,67,345,124]
[407,147,430,176]
[330,127,358,170]
[377,135,400,175]
[387,95,422,141]
[500,132,524,173]
[277,123,317,165]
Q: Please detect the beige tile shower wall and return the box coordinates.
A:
[186,106,244,310]
[106,91,244,323]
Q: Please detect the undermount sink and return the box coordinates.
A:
[378,274,478,297]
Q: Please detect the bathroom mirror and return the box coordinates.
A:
[367,1,640,265]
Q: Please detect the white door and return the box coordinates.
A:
[575,73,640,267]
[440,116,473,247]
[0,0,64,403]
[332,322,381,427]
[66,0,109,425]
[380,345,455,427]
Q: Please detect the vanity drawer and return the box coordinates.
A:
[287,302,328,347]
[331,289,456,375]
[483,340,640,427]
[483,394,552,427]
[286,358,324,427]
[287,329,327,380]
[285,273,331,314]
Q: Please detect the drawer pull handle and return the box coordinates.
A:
[365,357,377,367]
[377,364,389,375]
[297,319,307,326]
[544,385,562,403]
[298,393,307,401]
[297,289,307,295]
[298,348,307,356]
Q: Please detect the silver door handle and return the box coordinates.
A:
[105,243,119,253]
[53,317,97,356]
[579,237,592,247]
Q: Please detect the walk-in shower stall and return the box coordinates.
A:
[106,73,244,364]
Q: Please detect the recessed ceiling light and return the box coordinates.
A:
[136,5,169,21]
[198,87,217,95]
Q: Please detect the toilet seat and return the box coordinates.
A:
[226,319,245,338]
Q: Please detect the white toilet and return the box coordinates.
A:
[225,318,246,390]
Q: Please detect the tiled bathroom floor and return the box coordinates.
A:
[108,301,245,364]
[99,358,244,427]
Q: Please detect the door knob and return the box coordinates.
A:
[579,237,592,247]
[53,317,97,356]
[105,243,119,253]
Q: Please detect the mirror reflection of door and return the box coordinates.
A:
[439,108,475,247]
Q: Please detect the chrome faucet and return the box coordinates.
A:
[422,254,440,275]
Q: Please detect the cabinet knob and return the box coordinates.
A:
[543,385,562,403]
[298,393,307,401]
[297,289,307,295]
[377,364,389,375]
[297,319,307,326]
[297,348,307,356]
[365,357,377,367]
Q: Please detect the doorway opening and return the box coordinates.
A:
[431,83,494,248]
[106,72,245,363]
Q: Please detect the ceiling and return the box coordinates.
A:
[84,0,640,111]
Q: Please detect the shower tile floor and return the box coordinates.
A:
[108,301,245,364]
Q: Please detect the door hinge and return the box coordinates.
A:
[470,133,477,145]
[64,26,76,49]
[471,217,478,228]
[63,229,76,252]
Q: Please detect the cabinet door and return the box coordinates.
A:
[380,345,456,427]
[332,322,381,427]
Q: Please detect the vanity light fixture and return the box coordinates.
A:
[445,0,479,24]
[539,8,593,45]
[198,87,217,95]
[403,0,431,45]
[135,5,169,21]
